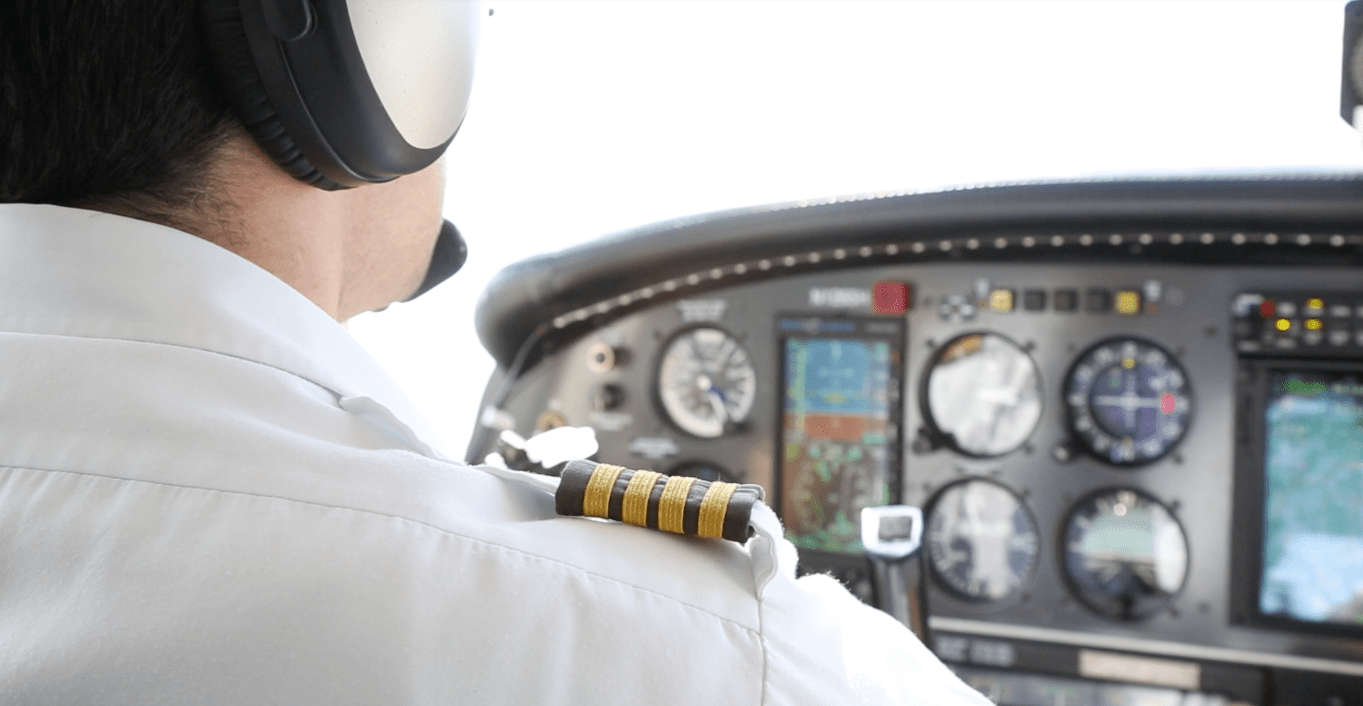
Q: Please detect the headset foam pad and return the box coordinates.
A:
[199,0,341,190]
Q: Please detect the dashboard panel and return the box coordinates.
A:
[471,178,1363,705]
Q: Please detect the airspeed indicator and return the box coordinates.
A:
[656,326,757,439]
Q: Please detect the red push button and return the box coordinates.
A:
[873,282,911,315]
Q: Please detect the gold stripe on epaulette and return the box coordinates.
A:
[657,475,696,534]
[583,463,626,519]
[555,460,764,543]
[697,481,738,539]
[621,470,663,527]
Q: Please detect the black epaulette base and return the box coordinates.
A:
[555,460,766,543]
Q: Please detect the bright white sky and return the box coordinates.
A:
[349,1,1363,458]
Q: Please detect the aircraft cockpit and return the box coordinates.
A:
[468,176,1363,706]
[350,4,1363,704]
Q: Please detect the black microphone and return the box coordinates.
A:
[405,219,468,302]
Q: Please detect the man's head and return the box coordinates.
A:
[1,0,478,319]
[0,0,237,225]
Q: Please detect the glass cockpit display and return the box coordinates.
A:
[1258,369,1363,629]
[923,333,1043,457]
[779,318,903,554]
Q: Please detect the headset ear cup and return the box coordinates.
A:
[199,0,343,190]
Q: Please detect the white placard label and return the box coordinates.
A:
[808,287,871,309]
[1078,650,1201,691]
[589,411,634,432]
[628,436,680,460]
[969,640,1016,668]
[679,300,727,322]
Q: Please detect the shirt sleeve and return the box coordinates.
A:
[746,505,995,705]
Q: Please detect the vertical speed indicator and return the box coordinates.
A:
[1064,338,1192,465]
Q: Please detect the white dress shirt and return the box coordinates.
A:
[0,203,991,705]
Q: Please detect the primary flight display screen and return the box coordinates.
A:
[1258,369,1363,628]
[778,317,902,554]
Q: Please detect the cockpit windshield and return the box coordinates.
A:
[350,1,1359,453]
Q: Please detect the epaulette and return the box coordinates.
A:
[555,460,766,543]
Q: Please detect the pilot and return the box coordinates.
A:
[0,2,990,704]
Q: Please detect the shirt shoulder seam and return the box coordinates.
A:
[1,463,761,636]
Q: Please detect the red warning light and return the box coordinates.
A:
[873,282,911,315]
[1160,393,1177,415]
[1259,300,1276,318]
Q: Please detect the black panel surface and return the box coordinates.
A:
[471,177,1363,703]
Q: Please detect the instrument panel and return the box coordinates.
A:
[472,178,1363,704]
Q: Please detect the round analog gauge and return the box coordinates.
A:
[1065,338,1192,465]
[926,479,1040,602]
[1063,488,1189,621]
[657,327,757,438]
[924,333,1043,457]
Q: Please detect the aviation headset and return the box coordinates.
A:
[199,0,481,300]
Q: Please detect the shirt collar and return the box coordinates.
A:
[0,203,452,459]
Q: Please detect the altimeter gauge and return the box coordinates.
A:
[1063,488,1189,621]
[926,479,1040,602]
[923,332,1044,457]
[1065,337,1192,465]
[656,326,757,438]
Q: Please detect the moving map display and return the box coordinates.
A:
[779,318,901,554]
[1259,369,1363,628]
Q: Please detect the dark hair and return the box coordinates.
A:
[0,0,239,219]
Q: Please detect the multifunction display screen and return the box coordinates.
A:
[778,317,902,554]
[1259,369,1363,628]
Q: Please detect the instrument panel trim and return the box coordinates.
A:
[477,176,1363,370]
[931,617,1363,677]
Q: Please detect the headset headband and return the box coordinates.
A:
[201,0,479,300]
[201,0,482,190]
